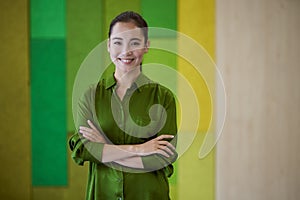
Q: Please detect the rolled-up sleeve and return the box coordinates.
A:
[141,89,178,175]
[68,85,105,166]
[69,133,104,165]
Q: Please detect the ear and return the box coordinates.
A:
[144,40,150,53]
[107,39,110,52]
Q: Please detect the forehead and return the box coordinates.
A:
[110,22,144,39]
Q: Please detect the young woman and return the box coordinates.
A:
[69,11,178,200]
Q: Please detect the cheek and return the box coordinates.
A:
[133,49,146,59]
[109,44,121,54]
[109,49,119,59]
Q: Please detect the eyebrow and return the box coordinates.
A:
[112,37,123,40]
[112,37,142,41]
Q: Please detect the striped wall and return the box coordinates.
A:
[3,1,300,200]
[30,0,67,186]
[177,1,215,199]
[0,0,215,199]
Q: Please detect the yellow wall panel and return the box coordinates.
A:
[0,0,31,199]
[177,0,215,199]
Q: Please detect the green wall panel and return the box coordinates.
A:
[103,0,141,38]
[141,0,178,188]
[67,0,141,132]
[66,0,104,132]
[141,0,177,30]
[143,38,177,68]
[31,39,67,186]
[30,0,65,38]
[30,0,67,186]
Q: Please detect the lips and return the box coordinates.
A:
[118,58,135,64]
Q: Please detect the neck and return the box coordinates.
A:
[114,66,141,89]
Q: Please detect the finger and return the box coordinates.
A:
[156,134,175,140]
[158,145,174,155]
[80,130,98,141]
[79,126,93,132]
[80,129,93,137]
[79,126,99,135]
[79,129,91,135]
[156,149,170,158]
[81,129,106,143]
[87,120,98,131]
[79,129,95,136]
[158,140,176,151]
[82,132,96,142]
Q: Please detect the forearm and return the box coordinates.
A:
[113,156,144,169]
[102,134,177,169]
[102,144,140,163]
[113,151,177,170]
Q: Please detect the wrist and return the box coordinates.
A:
[131,144,142,155]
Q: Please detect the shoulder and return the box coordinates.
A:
[79,83,98,103]
[97,72,116,90]
[145,76,173,96]
[85,83,98,95]
[140,75,175,101]
[153,83,174,98]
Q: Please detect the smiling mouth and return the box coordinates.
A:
[118,58,135,64]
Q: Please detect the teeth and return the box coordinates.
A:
[120,59,133,64]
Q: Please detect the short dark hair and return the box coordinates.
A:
[108,11,148,43]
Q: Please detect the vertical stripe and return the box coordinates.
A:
[30,0,67,186]
[141,0,178,199]
[0,0,31,199]
[141,0,177,30]
[66,0,104,132]
[30,0,65,38]
[103,0,141,38]
[178,0,215,199]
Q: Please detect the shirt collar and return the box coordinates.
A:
[104,71,152,92]
[104,72,116,90]
[134,72,152,92]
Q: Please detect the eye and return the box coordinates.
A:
[113,41,122,45]
[131,41,141,46]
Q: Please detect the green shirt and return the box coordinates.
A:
[69,72,178,200]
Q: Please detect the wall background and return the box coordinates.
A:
[216,0,300,199]
[0,0,31,198]
[0,0,214,199]
[0,0,299,200]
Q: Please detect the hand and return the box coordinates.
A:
[136,135,176,158]
[79,120,106,143]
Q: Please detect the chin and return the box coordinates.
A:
[119,65,140,73]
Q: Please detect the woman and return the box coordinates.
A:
[69,11,178,200]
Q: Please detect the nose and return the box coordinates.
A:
[122,44,133,56]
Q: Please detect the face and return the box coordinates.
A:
[108,22,149,73]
